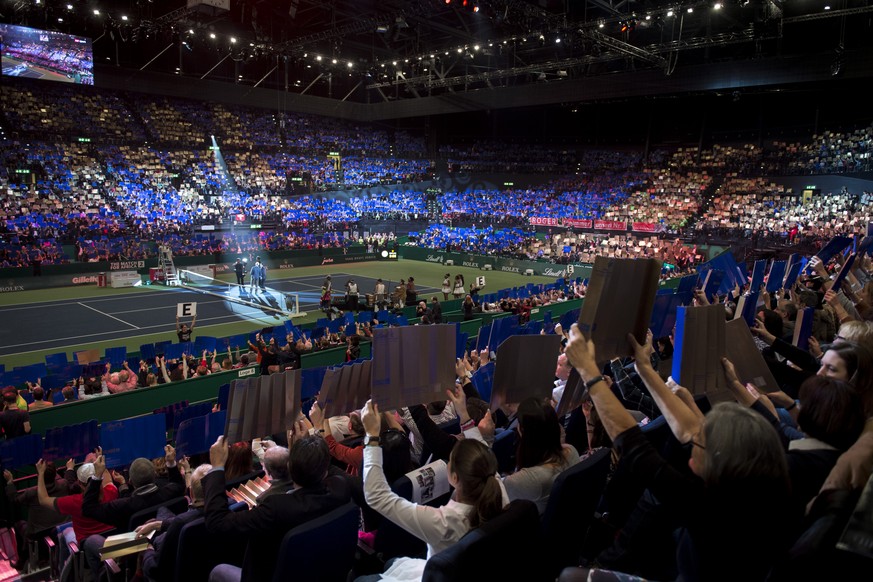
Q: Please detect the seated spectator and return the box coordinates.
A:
[27,386,53,411]
[225,441,259,483]
[80,446,185,576]
[103,362,138,394]
[136,461,210,582]
[564,327,793,581]
[256,445,293,501]
[203,432,352,582]
[501,397,580,514]
[359,398,507,581]
[4,462,70,569]
[1,390,31,439]
[58,385,77,404]
[35,459,119,576]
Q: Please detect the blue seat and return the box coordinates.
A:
[540,447,612,577]
[422,499,546,582]
[270,502,359,582]
[491,427,518,475]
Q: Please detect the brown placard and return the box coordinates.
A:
[371,325,456,411]
[672,304,731,404]
[724,319,780,393]
[577,256,662,364]
[490,335,562,412]
[75,349,101,365]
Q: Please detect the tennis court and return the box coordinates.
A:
[0,271,439,358]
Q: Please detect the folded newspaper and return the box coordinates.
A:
[99,529,155,560]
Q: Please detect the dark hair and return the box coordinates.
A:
[32,387,45,401]
[449,439,503,528]
[465,397,489,425]
[515,397,565,470]
[62,386,75,400]
[225,441,254,482]
[2,391,17,404]
[758,309,784,338]
[43,461,57,483]
[381,429,415,484]
[825,341,873,416]
[289,436,330,488]
[797,376,865,450]
[348,412,365,436]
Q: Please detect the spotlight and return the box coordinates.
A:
[121,15,129,21]
[473,5,479,12]
[209,33,216,39]
[93,9,100,15]
[230,37,237,43]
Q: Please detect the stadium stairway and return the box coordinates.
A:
[680,173,725,233]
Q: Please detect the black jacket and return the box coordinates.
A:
[82,466,185,530]
[202,469,351,582]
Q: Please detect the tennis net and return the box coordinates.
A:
[178,269,301,317]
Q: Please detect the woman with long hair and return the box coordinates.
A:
[359,396,506,581]
[502,396,580,514]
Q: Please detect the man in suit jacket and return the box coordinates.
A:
[81,445,186,575]
[137,463,212,582]
[204,434,351,582]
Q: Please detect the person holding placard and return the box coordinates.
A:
[176,313,196,343]
[562,325,793,582]
[359,397,507,582]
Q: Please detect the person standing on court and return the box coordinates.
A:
[250,258,263,293]
[346,279,359,311]
[176,314,196,342]
[234,258,245,287]
[374,278,386,309]
[321,276,332,312]
[258,261,267,291]
[441,273,452,301]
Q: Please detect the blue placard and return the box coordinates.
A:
[650,293,685,339]
[702,269,724,299]
[765,261,786,293]
[100,414,167,469]
[104,347,127,367]
[471,362,495,403]
[814,236,853,265]
[302,367,327,400]
[830,254,856,293]
[139,343,157,361]
[194,336,218,354]
[476,324,492,352]
[783,261,802,289]
[858,236,873,258]
[456,332,469,360]
[0,434,44,470]
[749,260,767,292]
[173,402,214,435]
[43,420,99,462]
[794,307,814,351]
[738,291,760,327]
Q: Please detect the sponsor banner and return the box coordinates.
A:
[594,220,628,231]
[563,218,593,229]
[400,246,593,280]
[529,217,561,226]
[632,222,657,233]
[109,260,145,271]
[110,271,141,288]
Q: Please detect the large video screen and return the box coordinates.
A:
[0,24,93,85]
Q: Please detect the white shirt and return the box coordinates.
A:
[363,426,507,558]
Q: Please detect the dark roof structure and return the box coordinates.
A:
[3,1,872,120]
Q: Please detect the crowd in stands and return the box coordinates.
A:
[1,77,873,269]
[697,182,873,243]
[4,248,873,580]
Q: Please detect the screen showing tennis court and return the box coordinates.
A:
[0,23,93,85]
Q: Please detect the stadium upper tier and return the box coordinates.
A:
[1,79,872,267]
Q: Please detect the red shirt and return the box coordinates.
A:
[55,483,119,542]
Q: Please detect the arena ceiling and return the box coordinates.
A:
[3,0,873,108]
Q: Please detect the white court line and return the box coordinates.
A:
[77,302,141,329]
[0,287,193,312]
[0,308,321,355]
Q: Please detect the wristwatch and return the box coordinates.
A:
[364,435,381,447]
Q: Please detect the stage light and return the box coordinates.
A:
[230,37,237,43]
[93,9,100,15]
[121,15,129,21]
[473,5,479,11]
[209,33,216,39]
[316,55,322,61]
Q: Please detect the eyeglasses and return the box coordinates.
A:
[689,439,706,450]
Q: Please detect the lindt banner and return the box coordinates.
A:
[632,222,658,233]
[563,218,593,229]
[594,220,628,231]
